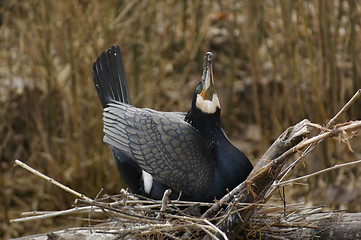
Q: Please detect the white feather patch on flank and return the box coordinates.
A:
[142,170,153,194]
[196,94,220,114]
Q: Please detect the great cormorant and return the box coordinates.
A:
[92,45,253,202]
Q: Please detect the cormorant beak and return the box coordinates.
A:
[195,51,220,114]
[200,52,216,101]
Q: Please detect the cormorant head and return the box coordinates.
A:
[193,52,220,114]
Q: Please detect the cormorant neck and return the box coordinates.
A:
[185,107,222,149]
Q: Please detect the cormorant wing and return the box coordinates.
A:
[103,101,214,196]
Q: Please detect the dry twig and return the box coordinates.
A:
[13,159,93,202]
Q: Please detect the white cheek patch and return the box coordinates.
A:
[196,94,220,114]
[142,170,153,194]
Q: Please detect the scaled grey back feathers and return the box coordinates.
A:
[103,102,214,196]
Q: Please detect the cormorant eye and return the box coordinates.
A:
[196,88,202,94]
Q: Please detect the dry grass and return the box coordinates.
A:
[1,0,361,238]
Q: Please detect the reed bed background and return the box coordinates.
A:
[1,0,361,238]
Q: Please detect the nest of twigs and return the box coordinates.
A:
[10,187,335,239]
[48,192,330,239]
[11,188,353,240]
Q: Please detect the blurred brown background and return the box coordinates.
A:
[1,0,361,238]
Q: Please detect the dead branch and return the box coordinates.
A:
[249,212,361,239]
[14,159,93,202]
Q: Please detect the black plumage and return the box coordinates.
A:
[92,45,253,202]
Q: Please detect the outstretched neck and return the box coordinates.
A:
[185,107,223,149]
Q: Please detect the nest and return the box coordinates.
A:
[11,188,335,239]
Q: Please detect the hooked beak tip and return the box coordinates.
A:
[205,52,213,65]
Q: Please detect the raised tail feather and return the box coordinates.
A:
[92,45,131,107]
